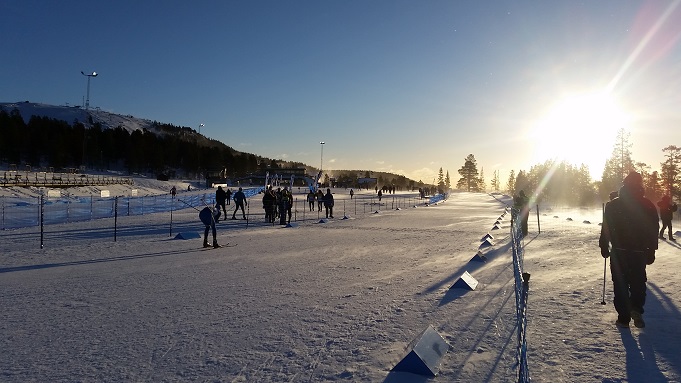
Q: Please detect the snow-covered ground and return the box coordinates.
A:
[1,183,680,382]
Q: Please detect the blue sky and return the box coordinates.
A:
[2,1,681,183]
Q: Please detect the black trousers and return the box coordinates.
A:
[610,249,648,320]
[203,223,216,244]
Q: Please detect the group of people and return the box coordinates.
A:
[304,188,335,217]
[262,186,293,224]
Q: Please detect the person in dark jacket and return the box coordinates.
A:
[323,188,334,218]
[599,171,659,329]
[231,187,247,220]
[262,187,276,223]
[199,205,220,248]
[215,186,227,222]
[657,194,677,240]
[225,188,232,205]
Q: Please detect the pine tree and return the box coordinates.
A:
[661,145,681,199]
[457,154,481,192]
[491,170,500,192]
[445,171,451,190]
[437,167,445,193]
[507,170,516,194]
[601,128,634,198]
[479,167,487,192]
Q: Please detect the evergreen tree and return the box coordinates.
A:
[490,170,500,192]
[445,171,451,190]
[457,154,481,192]
[507,169,516,194]
[661,145,681,199]
[479,167,487,192]
[600,128,634,198]
[437,167,445,193]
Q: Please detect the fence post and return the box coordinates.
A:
[536,204,540,234]
[170,196,174,237]
[40,193,44,249]
[114,196,118,242]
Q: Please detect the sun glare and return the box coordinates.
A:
[529,92,630,180]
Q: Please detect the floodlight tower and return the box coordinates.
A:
[320,141,325,172]
[80,71,98,110]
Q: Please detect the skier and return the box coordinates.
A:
[599,171,658,328]
[657,194,677,240]
[232,187,247,220]
[199,205,220,248]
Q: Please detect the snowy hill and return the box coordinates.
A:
[0,101,160,135]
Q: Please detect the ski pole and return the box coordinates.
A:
[601,258,607,305]
[177,198,201,212]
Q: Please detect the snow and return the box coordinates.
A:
[2,180,681,382]
[0,102,158,135]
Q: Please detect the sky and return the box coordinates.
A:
[2,0,681,183]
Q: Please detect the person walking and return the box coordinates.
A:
[307,189,316,211]
[599,171,659,329]
[232,187,248,220]
[225,188,232,205]
[316,189,324,212]
[215,186,227,222]
[323,188,334,218]
[657,194,677,240]
[349,189,354,199]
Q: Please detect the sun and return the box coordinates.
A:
[529,91,630,180]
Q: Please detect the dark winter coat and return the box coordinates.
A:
[323,192,334,208]
[600,184,659,252]
[216,188,227,204]
[657,197,677,222]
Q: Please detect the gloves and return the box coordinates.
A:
[600,247,610,259]
[645,250,655,265]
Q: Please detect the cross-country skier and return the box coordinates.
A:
[199,205,220,248]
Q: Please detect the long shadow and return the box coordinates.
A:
[422,240,512,297]
[0,248,195,274]
[635,282,681,379]
[660,238,681,250]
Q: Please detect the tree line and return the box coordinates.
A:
[0,108,421,189]
[0,108,300,178]
[446,129,680,206]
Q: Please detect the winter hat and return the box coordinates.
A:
[623,171,643,186]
